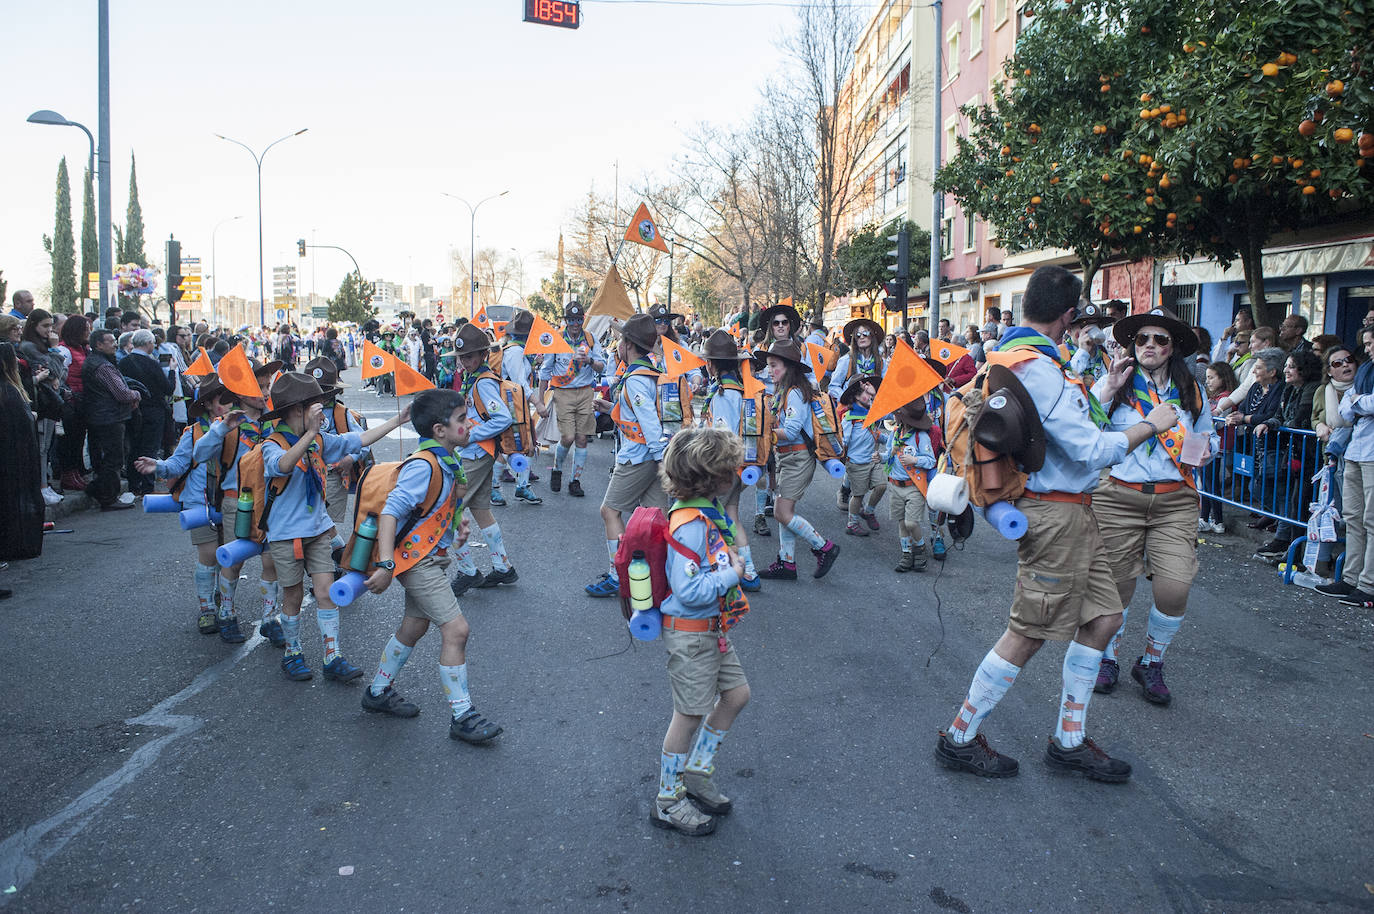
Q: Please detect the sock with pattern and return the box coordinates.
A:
[1142,605,1183,665]
[317,607,341,664]
[900,536,913,552]
[685,723,727,775]
[755,486,768,515]
[573,446,587,481]
[281,612,303,654]
[516,465,530,487]
[1055,640,1103,749]
[553,443,569,473]
[440,664,472,717]
[847,512,861,527]
[194,563,218,616]
[453,544,479,577]
[215,571,237,620]
[368,635,413,696]
[738,544,757,579]
[778,524,796,563]
[785,515,826,550]
[658,751,687,801]
[606,538,620,579]
[481,523,510,571]
[948,649,1021,745]
[260,579,280,623]
[1103,607,1129,662]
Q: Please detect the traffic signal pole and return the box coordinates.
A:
[929,0,943,330]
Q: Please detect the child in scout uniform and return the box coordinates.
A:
[1089,308,1217,705]
[652,427,751,837]
[883,396,937,572]
[585,314,670,598]
[261,372,412,683]
[751,301,804,536]
[1067,304,1112,389]
[537,301,606,497]
[302,356,369,542]
[494,310,543,505]
[755,339,841,581]
[359,388,503,743]
[829,318,887,512]
[702,329,762,591]
[447,323,520,596]
[836,374,887,538]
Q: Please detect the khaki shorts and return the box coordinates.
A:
[1007,497,1123,641]
[776,448,817,502]
[845,459,883,496]
[888,482,929,536]
[325,467,348,526]
[460,452,495,510]
[188,507,223,547]
[663,627,748,716]
[396,552,464,626]
[267,530,336,587]
[1093,480,1200,586]
[551,385,596,438]
[602,458,668,514]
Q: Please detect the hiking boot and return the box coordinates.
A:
[1339,588,1374,608]
[450,708,503,743]
[932,535,947,561]
[845,520,868,537]
[908,543,928,573]
[934,730,1019,778]
[757,558,797,580]
[683,769,732,815]
[549,469,563,493]
[500,468,517,483]
[862,512,880,532]
[753,515,770,537]
[812,541,840,579]
[836,486,849,512]
[1130,658,1172,705]
[451,570,483,599]
[361,685,420,718]
[650,795,716,836]
[478,566,519,588]
[217,615,247,644]
[515,485,543,505]
[281,651,314,682]
[259,617,287,648]
[568,479,585,497]
[895,550,916,573]
[1315,580,1354,598]
[490,490,508,507]
[585,572,619,597]
[197,608,219,635]
[1094,657,1119,694]
[739,575,761,593]
[1045,737,1132,783]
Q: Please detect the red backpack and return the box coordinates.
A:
[613,506,697,622]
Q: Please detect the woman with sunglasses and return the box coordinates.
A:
[1088,309,1218,707]
[749,301,806,537]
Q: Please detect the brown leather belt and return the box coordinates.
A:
[1110,478,1185,495]
[661,615,720,632]
[776,443,809,454]
[1022,489,1093,506]
[890,476,919,488]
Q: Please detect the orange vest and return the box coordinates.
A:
[611,366,661,444]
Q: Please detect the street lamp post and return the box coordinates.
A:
[215,128,308,328]
[442,191,508,318]
[210,215,244,328]
[27,109,102,309]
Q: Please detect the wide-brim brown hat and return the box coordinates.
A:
[454,322,492,354]
[1069,302,1112,327]
[894,395,933,430]
[187,374,234,419]
[648,302,683,324]
[302,356,344,389]
[619,313,658,352]
[761,338,807,367]
[704,328,750,361]
[838,373,882,407]
[974,365,1046,472]
[507,310,534,339]
[759,303,801,334]
[1112,306,1198,357]
[261,372,338,421]
[563,301,586,322]
[250,358,283,378]
[843,318,883,346]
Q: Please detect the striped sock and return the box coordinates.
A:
[949,649,1020,744]
[1055,641,1102,749]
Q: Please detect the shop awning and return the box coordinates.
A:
[1162,236,1374,285]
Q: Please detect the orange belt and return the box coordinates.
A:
[223,488,237,501]
[1110,478,1185,495]
[776,443,809,454]
[1023,489,1093,506]
[661,615,720,633]
[890,476,919,488]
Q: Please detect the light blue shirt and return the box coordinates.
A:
[616,371,665,464]
[882,428,935,483]
[321,403,369,464]
[1013,355,1129,494]
[383,453,460,550]
[1092,377,1218,484]
[842,415,877,465]
[194,416,264,493]
[774,388,811,446]
[155,426,205,508]
[261,430,362,541]
[538,333,604,388]
[708,384,743,436]
[827,353,883,401]
[661,516,739,620]
[502,342,534,395]
[459,375,512,461]
[1339,387,1374,462]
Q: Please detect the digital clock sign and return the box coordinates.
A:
[524,0,580,29]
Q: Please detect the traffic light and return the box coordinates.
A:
[882,280,907,312]
[297,238,306,257]
[166,237,183,306]
[887,226,910,282]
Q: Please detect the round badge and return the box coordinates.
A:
[987,395,1008,410]
[311,368,323,379]
[455,338,464,349]
[368,355,384,369]
[638,220,656,243]
[671,350,682,363]
[1150,308,1164,316]
[938,347,951,359]
[539,332,553,345]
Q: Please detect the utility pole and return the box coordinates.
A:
[929,0,943,330]
[97,0,113,313]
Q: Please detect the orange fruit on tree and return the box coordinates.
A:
[1031,195,1042,204]
[1101,84,1111,93]
[1141,109,1152,119]
[1229,173,1239,183]
[1333,128,1354,143]
[1050,176,1060,184]
[1303,184,1317,195]
[1310,168,1321,178]
[1133,225,1143,234]
[1159,104,1172,114]
[1159,175,1172,189]
[1262,63,1279,76]
[1141,93,1152,102]
[1272,155,1285,164]
[1298,119,1317,137]
[1327,80,1345,96]
[1292,158,1304,167]
[1102,173,1112,182]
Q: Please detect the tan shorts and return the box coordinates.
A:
[602,458,668,514]
[267,530,336,587]
[460,452,495,510]
[845,460,883,495]
[776,448,817,502]
[663,627,748,716]
[551,385,596,438]
[396,552,464,626]
[325,467,348,526]
[1093,480,1200,586]
[188,507,223,547]
[888,482,929,536]
[1007,497,1123,641]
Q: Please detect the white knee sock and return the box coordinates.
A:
[1142,606,1184,666]
[1103,607,1129,662]
[949,649,1021,744]
[1055,641,1103,749]
[440,663,471,717]
[368,635,412,696]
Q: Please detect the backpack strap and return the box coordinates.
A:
[665,508,709,562]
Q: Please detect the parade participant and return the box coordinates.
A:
[837,374,886,538]
[1089,309,1218,705]
[755,340,841,580]
[496,310,544,505]
[302,357,368,545]
[585,315,670,597]
[358,388,503,743]
[1067,303,1112,388]
[881,395,937,571]
[804,315,827,347]
[647,302,703,437]
[829,318,886,511]
[537,301,605,497]
[261,373,411,682]
[751,301,804,535]
[700,329,762,591]
[651,427,751,837]
[447,324,520,595]
[934,265,1180,782]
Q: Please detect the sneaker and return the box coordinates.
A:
[763,495,774,517]
[450,707,503,743]
[1197,517,1208,533]
[197,608,219,635]
[568,480,585,497]
[934,730,1019,778]
[478,566,519,588]
[585,572,619,597]
[1130,658,1172,705]
[323,656,363,682]
[1208,520,1227,534]
[1044,737,1132,783]
[650,795,716,836]
[550,469,563,493]
[932,536,947,561]
[753,516,770,537]
[451,570,484,598]
[500,468,517,483]
[259,618,287,648]
[515,485,543,505]
[490,490,508,507]
[100,501,134,512]
[117,491,136,506]
[739,575,761,593]
[1315,580,1354,598]
[683,769,732,815]
[845,520,868,537]
[528,469,541,482]
[757,558,797,580]
[217,615,247,644]
[862,512,880,532]
[41,486,62,506]
[894,550,916,573]
[812,541,840,578]
[1255,537,1292,559]
[1339,588,1374,608]
[281,651,314,681]
[361,684,420,718]
[1094,657,1119,694]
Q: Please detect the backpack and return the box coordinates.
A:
[330,402,375,480]
[706,381,772,466]
[657,375,695,427]
[613,506,691,622]
[342,452,452,573]
[469,370,535,456]
[487,344,504,377]
[806,395,846,463]
[939,367,1027,507]
[234,432,292,544]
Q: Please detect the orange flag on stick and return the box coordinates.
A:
[864,338,944,428]
[393,359,435,396]
[742,358,765,398]
[492,320,508,335]
[471,307,490,331]
[623,202,669,253]
[927,339,971,367]
[806,342,838,375]
[183,347,213,377]
[216,344,263,400]
[360,340,396,379]
[660,334,706,379]
[524,313,573,356]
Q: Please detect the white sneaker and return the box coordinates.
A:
[117,491,136,505]
[1209,520,1227,534]
[1196,517,1208,533]
[42,486,63,506]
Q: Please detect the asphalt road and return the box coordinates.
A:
[1,367,1371,913]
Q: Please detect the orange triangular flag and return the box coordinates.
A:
[493,321,508,335]
[864,339,943,428]
[471,307,490,331]
[928,339,971,367]
[660,334,706,379]
[183,347,213,377]
[622,202,669,254]
[587,264,636,320]
[985,347,1040,369]
[216,344,263,400]
[360,340,396,379]
[524,313,573,356]
[806,342,838,375]
[742,359,765,398]
[393,359,435,396]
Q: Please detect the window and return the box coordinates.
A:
[963,214,977,252]
[1162,284,1199,326]
[881,137,908,214]
[945,24,960,82]
[944,115,958,163]
[1010,292,1023,320]
[941,216,955,259]
[1016,1,1033,36]
[969,2,983,57]
[994,0,1007,27]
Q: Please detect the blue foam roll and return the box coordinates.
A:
[980,501,1028,540]
[179,506,223,531]
[508,453,529,473]
[329,571,368,607]
[142,494,181,514]
[629,608,663,641]
[740,465,762,486]
[216,537,264,568]
[824,459,847,479]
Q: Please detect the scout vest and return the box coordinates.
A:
[667,501,750,638]
[344,449,458,575]
[706,377,771,467]
[611,361,661,445]
[169,418,238,509]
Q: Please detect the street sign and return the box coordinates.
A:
[311,306,329,319]
[276,308,287,321]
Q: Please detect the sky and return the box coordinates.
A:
[1,0,847,311]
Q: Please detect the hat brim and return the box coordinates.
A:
[255,360,283,378]
[186,378,231,418]
[259,386,341,422]
[1069,312,1112,327]
[843,319,884,345]
[759,305,801,331]
[838,373,882,406]
[984,365,1046,472]
[1112,312,1198,356]
[894,401,933,430]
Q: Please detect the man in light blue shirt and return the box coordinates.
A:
[537,301,605,497]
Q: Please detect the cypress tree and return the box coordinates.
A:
[81,165,98,305]
[124,153,145,266]
[49,157,77,314]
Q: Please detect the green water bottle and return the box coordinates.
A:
[628,551,653,611]
[234,489,254,540]
[350,513,379,572]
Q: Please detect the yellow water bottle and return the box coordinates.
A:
[628,551,653,611]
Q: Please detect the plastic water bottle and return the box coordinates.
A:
[628,551,653,611]
[350,513,379,572]
[235,489,254,540]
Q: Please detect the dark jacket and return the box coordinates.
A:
[1240,379,1286,429]
[120,349,173,414]
[82,349,139,425]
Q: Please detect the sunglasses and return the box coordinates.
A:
[772,318,792,327]
[1134,332,1173,348]
[654,318,670,325]
[1329,357,1354,368]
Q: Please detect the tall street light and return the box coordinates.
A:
[27,109,104,309]
[210,214,244,328]
[442,190,508,318]
[215,128,308,328]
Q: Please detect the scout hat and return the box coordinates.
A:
[843,318,883,347]
[1111,306,1199,357]
[762,338,807,367]
[647,302,683,324]
[838,373,882,407]
[261,372,339,421]
[507,309,534,339]
[563,301,586,322]
[187,373,234,419]
[453,322,492,354]
[618,313,658,352]
[759,302,801,334]
[250,357,283,379]
[703,328,751,362]
[1069,302,1111,327]
[893,395,933,430]
[301,356,345,390]
[974,364,1046,472]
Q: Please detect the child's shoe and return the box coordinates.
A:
[217,615,246,644]
[197,608,218,635]
[812,541,841,579]
[259,617,287,648]
[739,574,762,593]
[895,550,916,573]
[450,708,503,743]
[683,769,732,815]
[650,795,716,836]
[281,651,314,681]
[845,520,868,537]
[862,511,880,532]
[932,535,947,561]
[490,490,508,507]
[323,656,363,682]
[753,516,770,537]
[515,485,543,504]
[757,557,797,580]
